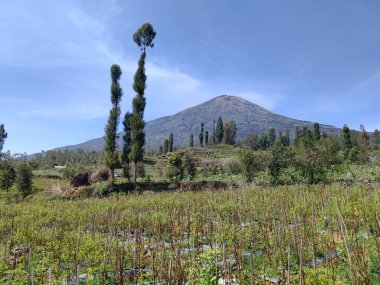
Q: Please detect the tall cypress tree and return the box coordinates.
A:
[343,124,352,159]
[189,133,194,147]
[169,133,174,152]
[129,23,156,187]
[205,131,209,145]
[0,124,7,158]
[212,119,216,144]
[199,122,204,146]
[268,128,276,146]
[215,116,224,143]
[121,112,132,180]
[313,122,321,141]
[163,139,169,154]
[104,64,123,183]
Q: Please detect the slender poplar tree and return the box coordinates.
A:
[215,116,224,143]
[313,122,321,141]
[169,133,174,152]
[129,23,156,187]
[190,133,194,147]
[104,64,123,183]
[205,131,209,145]
[121,112,132,181]
[199,122,204,146]
[0,124,7,157]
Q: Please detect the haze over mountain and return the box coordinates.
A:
[54,95,339,152]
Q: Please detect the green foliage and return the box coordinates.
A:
[215,116,224,143]
[133,22,156,52]
[0,161,15,192]
[238,149,267,182]
[104,64,123,182]
[163,139,169,154]
[15,163,33,197]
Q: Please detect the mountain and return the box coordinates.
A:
[55,95,340,151]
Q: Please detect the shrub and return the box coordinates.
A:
[238,149,267,182]
[15,163,33,197]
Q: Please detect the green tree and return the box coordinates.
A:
[167,153,184,181]
[295,136,340,184]
[104,64,123,183]
[122,112,132,180]
[169,133,174,152]
[0,124,7,157]
[129,23,156,187]
[238,149,267,182]
[268,142,292,184]
[0,161,16,192]
[223,120,237,145]
[15,163,33,197]
[268,128,276,146]
[189,133,194,147]
[313,122,321,141]
[342,124,352,159]
[215,116,224,143]
[199,122,204,146]
[183,154,196,179]
[205,131,209,145]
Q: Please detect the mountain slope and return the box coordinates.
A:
[55,95,340,151]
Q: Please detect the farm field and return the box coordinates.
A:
[1,183,379,284]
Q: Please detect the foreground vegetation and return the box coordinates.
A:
[0,183,379,284]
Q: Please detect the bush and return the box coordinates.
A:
[166,153,184,181]
[238,149,267,182]
[90,169,109,183]
[0,161,16,192]
[15,163,33,197]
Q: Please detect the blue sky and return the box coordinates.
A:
[1,0,379,154]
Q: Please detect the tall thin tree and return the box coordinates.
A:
[169,133,174,152]
[215,116,224,143]
[199,122,204,146]
[129,23,156,187]
[121,112,132,181]
[0,124,7,158]
[104,65,123,183]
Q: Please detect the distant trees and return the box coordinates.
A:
[268,142,292,184]
[0,124,7,157]
[223,120,237,145]
[189,133,194,147]
[205,131,209,146]
[129,23,156,186]
[215,116,224,143]
[199,122,204,146]
[104,64,123,183]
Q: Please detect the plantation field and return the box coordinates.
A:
[1,183,379,284]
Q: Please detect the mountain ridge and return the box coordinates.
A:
[54,95,340,151]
